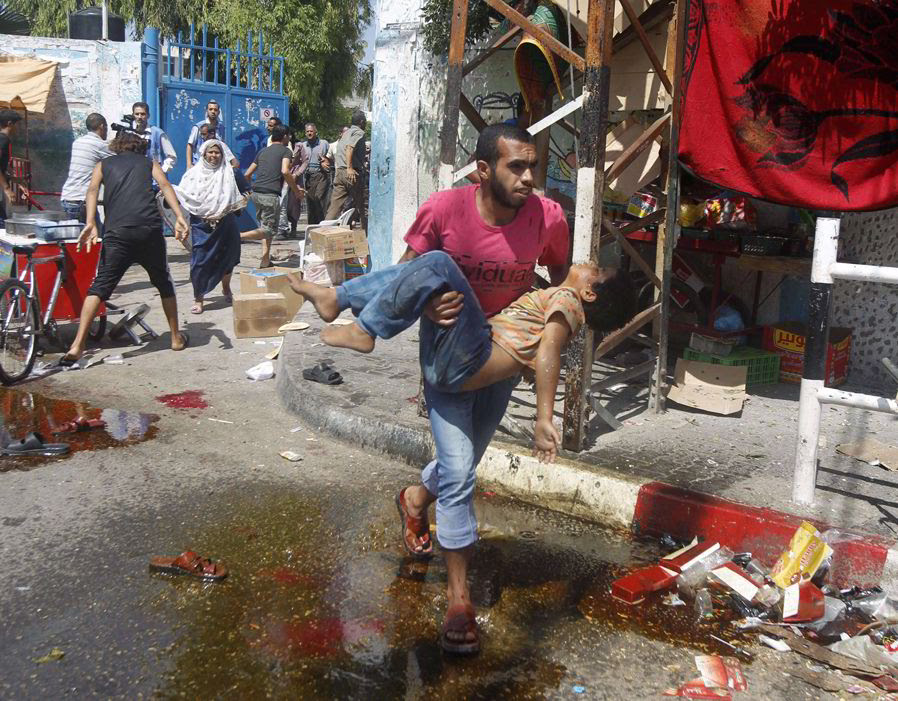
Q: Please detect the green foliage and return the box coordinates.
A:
[420,0,495,56]
[6,0,369,125]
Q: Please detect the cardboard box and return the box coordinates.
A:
[232,292,289,338]
[666,359,747,415]
[662,541,721,573]
[308,226,369,261]
[239,267,304,317]
[762,322,851,386]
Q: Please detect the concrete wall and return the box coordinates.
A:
[0,35,142,202]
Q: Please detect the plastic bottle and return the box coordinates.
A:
[695,588,713,621]
[677,546,735,600]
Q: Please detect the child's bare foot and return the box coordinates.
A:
[287,273,340,322]
[321,322,375,353]
[171,331,189,351]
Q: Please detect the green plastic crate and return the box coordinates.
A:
[682,346,780,386]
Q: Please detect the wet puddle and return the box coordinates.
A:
[0,388,158,471]
[143,486,754,698]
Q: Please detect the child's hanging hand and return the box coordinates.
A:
[533,418,560,463]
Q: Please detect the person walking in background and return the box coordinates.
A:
[60,131,189,366]
[326,111,367,230]
[293,122,330,226]
[186,99,222,166]
[131,101,177,175]
[0,108,22,220]
[241,124,304,268]
[174,140,247,315]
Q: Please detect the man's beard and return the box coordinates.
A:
[487,175,525,210]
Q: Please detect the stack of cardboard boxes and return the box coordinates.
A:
[307,226,369,282]
[232,267,305,338]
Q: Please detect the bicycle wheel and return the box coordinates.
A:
[0,279,38,385]
[89,314,107,341]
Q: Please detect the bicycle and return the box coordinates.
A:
[0,241,106,385]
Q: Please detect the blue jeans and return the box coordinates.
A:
[335,251,493,392]
[61,200,102,231]
[334,250,517,549]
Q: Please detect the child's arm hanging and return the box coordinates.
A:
[533,313,572,463]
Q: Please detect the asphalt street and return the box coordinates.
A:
[0,242,843,698]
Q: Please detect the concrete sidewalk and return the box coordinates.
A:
[276,298,898,588]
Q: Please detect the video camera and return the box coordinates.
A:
[110,114,143,135]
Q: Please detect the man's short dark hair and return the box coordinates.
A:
[304,122,316,130]
[350,110,366,128]
[207,99,219,108]
[270,124,288,142]
[581,268,638,334]
[475,124,534,167]
[132,101,150,114]
[0,108,22,128]
[268,116,282,125]
[109,131,148,155]
[85,113,106,133]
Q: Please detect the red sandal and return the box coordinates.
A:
[440,604,480,655]
[395,488,434,560]
[149,551,228,581]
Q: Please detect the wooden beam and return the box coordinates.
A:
[463,25,521,76]
[562,0,615,452]
[616,207,666,235]
[653,0,689,413]
[604,112,670,182]
[596,302,661,359]
[557,118,580,139]
[459,92,488,132]
[613,0,675,54]
[481,0,585,72]
[592,358,656,392]
[603,215,662,289]
[619,0,673,94]
[438,0,469,188]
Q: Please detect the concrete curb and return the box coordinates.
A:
[276,331,897,588]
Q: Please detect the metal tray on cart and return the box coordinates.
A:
[5,219,81,240]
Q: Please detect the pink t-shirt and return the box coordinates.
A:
[403,185,570,317]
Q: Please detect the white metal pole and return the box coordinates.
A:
[792,216,839,505]
[101,2,109,41]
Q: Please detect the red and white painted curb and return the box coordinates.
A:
[479,441,898,589]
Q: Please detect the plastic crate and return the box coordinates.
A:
[683,346,780,386]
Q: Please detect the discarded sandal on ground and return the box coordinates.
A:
[440,605,480,655]
[54,417,106,435]
[0,432,70,457]
[302,361,342,385]
[149,550,228,581]
[395,488,434,560]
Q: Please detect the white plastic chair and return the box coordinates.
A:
[298,208,355,269]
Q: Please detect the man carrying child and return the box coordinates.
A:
[291,124,637,655]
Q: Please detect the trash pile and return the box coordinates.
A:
[612,522,898,697]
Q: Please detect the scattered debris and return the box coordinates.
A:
[666,359,747,415]
[246,361,275,381]
[836,438,898,471]
[759,634,790,651]
[34,647,64,663]
[329,318,354,326]
[207,418,234,424]
[279,451,303,462]
[104,354,125,365]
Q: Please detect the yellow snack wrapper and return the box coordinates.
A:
[770,521,833,588]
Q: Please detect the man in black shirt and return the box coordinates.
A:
[242,124,303,267]
[0,108,22,219]
[60,131,190,366]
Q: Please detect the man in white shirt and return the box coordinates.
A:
[60,113,112,224]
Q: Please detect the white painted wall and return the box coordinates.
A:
[0,35,142,201]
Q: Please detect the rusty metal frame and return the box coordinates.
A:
[437,0,687,447]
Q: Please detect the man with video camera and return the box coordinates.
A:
[126,101,176,174]
[59,129,189,366]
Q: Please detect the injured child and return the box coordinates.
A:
[289,250,636,463]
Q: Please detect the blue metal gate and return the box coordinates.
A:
[155,25,289,188]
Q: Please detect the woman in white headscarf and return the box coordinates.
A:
[174,139,247,314]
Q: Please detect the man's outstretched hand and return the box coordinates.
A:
[423,291,464,327]
[533,418,560,464]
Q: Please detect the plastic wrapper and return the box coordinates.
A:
[695,588,714,621]
[829,636,898,672]
[679,201,706,228]
[246,360,275,381]
[704,197,756,230]
[677,546,735,599]
[770,521,833,588]
[854,593,898,622]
